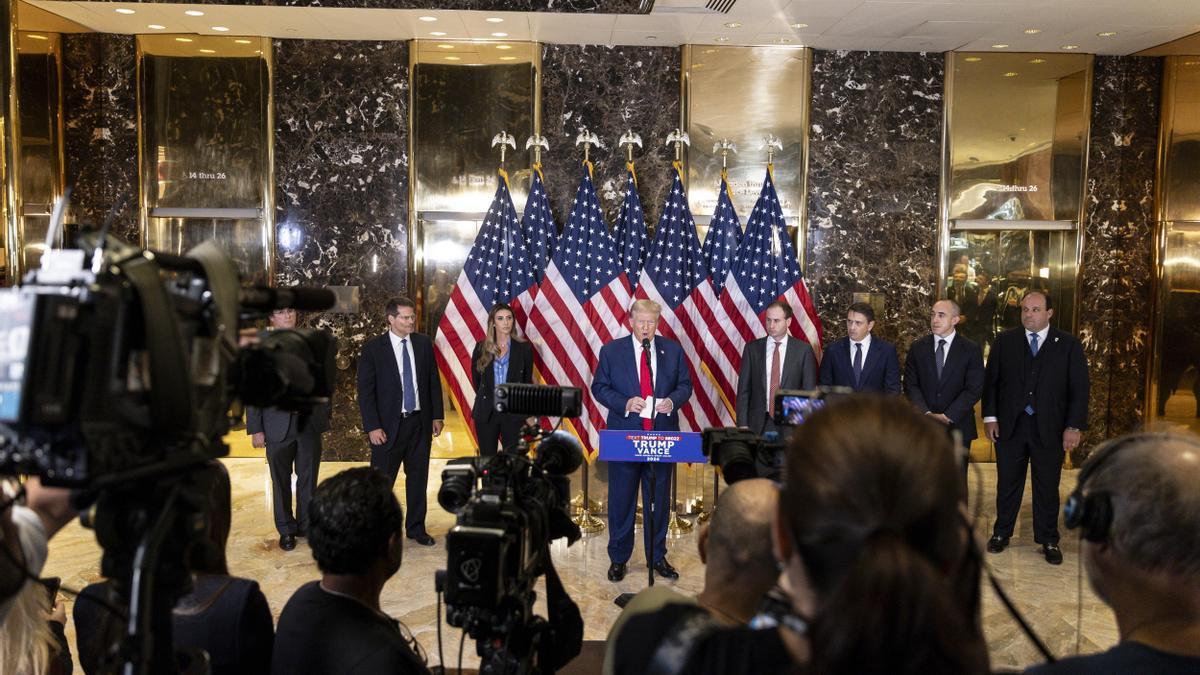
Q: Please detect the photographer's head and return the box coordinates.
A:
[774,395,987,675]
[309,468,405,582]
[699,478,779,623]
[270,307,297,330]
[1072,433,1200,624]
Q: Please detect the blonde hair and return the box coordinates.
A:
[0,580,57,675]
[475,303,524,373]
[629,299,661,317]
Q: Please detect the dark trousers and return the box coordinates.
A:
[266,429,322,536]
[992,414,1064,544]
[476,417,523,457]
[370,414,431,537]
[607,461,672,566]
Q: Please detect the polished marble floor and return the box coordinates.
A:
[43,458,1118,673]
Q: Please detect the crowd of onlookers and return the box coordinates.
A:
[2,395,1198,674]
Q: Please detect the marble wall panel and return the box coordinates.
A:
[274,39,410,460]
[540,45,680,233]
[62,34,138,244]
[1077,55,1161,458]
[805,50,944,360]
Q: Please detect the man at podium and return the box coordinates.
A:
[592,299,693,583]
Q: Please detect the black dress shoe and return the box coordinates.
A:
[986,535,1009,554]
[1043,543,1063,565]
[279,534,297,551]
[652,559,679,580]
[408,532,435,547]
[607,563,627,582]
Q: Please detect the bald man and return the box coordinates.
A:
[604,479,780,675]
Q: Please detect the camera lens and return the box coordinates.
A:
[438,466,477,514]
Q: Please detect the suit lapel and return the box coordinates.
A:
[861,338,882,383]
[781,337,801,388]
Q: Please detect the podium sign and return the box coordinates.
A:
[598,430,705,463]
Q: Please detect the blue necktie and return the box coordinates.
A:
[1025,333,1038,416]
[852,342,863,388]
[401,338,416,413]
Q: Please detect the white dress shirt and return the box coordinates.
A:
[765,336,788,402]
[627,334,658,416]
[933,329,956,355]
[387,330,420,413]
[850,333,872,364]
[983,326,1049,424]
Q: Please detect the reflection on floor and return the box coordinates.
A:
[44,459,1117,673]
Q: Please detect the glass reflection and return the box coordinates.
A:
[17,31,63,273]
[1153,225,1200,435]
[146,216,269,284]
[418,214,482,335]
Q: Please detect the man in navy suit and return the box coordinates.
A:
[356,296,444,547]
[818,301,901,394]
[983,291,1089,565]
[592,299,693,583]
[904,299,985,493]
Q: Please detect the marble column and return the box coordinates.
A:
[540,44,680,232]
[62,34,138,244]
[805,50,944,359]
[274,39,410,460]
[1077,56,1162,458]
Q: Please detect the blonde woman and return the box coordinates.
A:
[470,303,533,456]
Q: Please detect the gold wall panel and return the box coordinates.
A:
[1,0,20,283]
[682,45,809,248]
[1160,58,1200,222]
[945,52,1091,225]
[15,30,62,273]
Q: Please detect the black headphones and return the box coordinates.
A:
[1062,436,1140,543]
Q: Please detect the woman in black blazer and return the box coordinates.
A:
[471,303,533,456]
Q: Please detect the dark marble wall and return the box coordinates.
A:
[805,50,944,359]
[540,45,680,233]
[1077,55,1162,459]
[62,34,138,243]
[274,39,410,460]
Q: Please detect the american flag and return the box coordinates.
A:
[701,177,742,295]
[520,167,558,283]
[634,167,734,430]
[611,169,648,289]
[525,166,632,457]
[711,169,823,406]
[434,172,538,441]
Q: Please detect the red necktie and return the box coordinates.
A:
[769,340,782,408]
[639,347,653,431]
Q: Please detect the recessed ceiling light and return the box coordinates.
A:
[1023,28,1041,34]
[1004,72,1018,77]
[704,48,718,53]
[499,56,516,61]
[148,24,166,30]
[1097,31,1117,37]
[491,32,508,37]
[991,43,1009,49]
[235,39,252,44]
[790,22,808,29]
[444,55,460,61]
[964,56,982,62]
[693,63,704,68]
[1029,58,1045,64]
[495,44,512,50]
[200,49,215,54]
[430,31,446,36]
[646,35,658,40]
[724,21,742,28]
[28,34,47,40]
[777,38,791,44]
[175,37,193,42]
[486,17,504,23]
[211,26,229,32]
[1185,61,1200,66]
[115,8,135,15]
[184,10,204,17]
[419,16,437,22]
[1061,44,1080,50]
[716,36,730,42]
[437,44,454,49]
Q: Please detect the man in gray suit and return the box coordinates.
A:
[736,301,818,435]
[246,308,330,551]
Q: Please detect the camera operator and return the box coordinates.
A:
[603,478,778,675]
[682,395,989,675]
[273,467,429,674]
[1,478,75,623]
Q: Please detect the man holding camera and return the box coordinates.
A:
[735,301,818,435]
[592,299,693,583]
[247,307,330,552]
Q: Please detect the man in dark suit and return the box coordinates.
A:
[735,300,818,435]
[246,307,330,551]
[592,299,693,583]
[983,291,1089,565]
[818,301,901,394]
[356,296,444,547]
[904,299,985,491]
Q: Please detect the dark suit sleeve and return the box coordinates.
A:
[667,345,693,411]
[591,344,626,412]
[1066,337,1090,430]
[800,344,817,390]
[944,342,985,423]
[982,334,1001,419]
[470,342,484,392]
[357,340,382,432]
[735,344,755,427]
[884,344,902,395]
[818,346,833,386]
[245,405,264,435]
[518,341,534,384]
[425,338,444,420]
[904,348,930,412]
